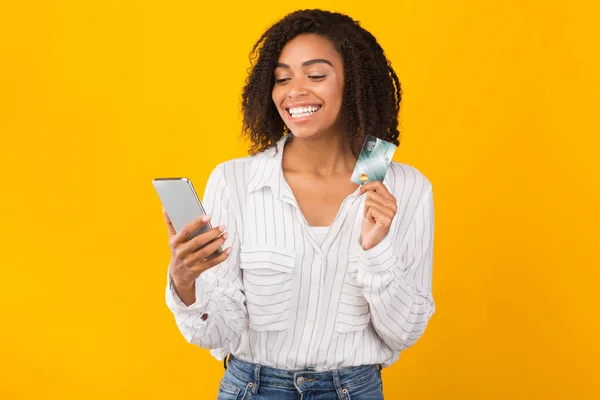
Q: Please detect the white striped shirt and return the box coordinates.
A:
[165,135,435,371]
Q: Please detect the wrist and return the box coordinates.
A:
[171,275,195,291]
[171,277,197,307]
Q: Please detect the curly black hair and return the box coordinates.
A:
[241,9,403,156]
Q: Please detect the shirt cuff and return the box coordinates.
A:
[165,265,208,311]
[355,232,397,273]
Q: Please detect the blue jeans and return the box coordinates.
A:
[217,355,384,400]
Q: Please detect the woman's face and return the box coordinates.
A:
[272,34,344,139]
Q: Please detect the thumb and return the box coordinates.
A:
[162,207,177,236]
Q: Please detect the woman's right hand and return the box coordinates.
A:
[163,208,231,291]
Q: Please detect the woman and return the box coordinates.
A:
[163,9,435,400]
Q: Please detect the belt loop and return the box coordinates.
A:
[223,354,229,370]
[332,369,345,399]
[252,364,261,395]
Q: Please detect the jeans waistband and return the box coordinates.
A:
[226,355,381,395]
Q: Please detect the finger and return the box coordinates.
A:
[198,247,232,272]
[171,215,212,246]
[365,190,397,213]
[162,208,177,236]
[363,181,394,200]
[365,204,394,226]
[359,181,395,200]
[364,199,395,220]
[179,225,225,256]
[184,230,228,263]
[357,181,379,193]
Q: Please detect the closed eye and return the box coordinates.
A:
[275,75,327,84]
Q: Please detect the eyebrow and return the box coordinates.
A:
[276,59,334,69]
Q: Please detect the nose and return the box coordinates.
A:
[287,79,309,98]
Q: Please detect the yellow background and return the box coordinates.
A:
[1,0,598,398]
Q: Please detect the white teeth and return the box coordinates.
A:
[292,112,311,118]
[289,105,320,117]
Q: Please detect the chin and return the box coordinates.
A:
[288,123,339,140]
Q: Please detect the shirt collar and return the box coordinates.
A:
[247,135,290,197]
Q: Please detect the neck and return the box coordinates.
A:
[282,132,356,177]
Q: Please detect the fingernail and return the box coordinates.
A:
[201,215,211,223]
[225,247,231,255]
[218,225,225,232]
[222,232,229,240]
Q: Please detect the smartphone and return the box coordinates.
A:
[152,177,223,258]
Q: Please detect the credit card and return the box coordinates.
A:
[350,135,397,185]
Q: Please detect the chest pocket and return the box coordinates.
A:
[240,245,296,332]
[335,257,372,333]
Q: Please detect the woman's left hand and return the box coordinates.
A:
[358,181,398,250]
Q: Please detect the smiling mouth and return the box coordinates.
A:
[286,105,322,119]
